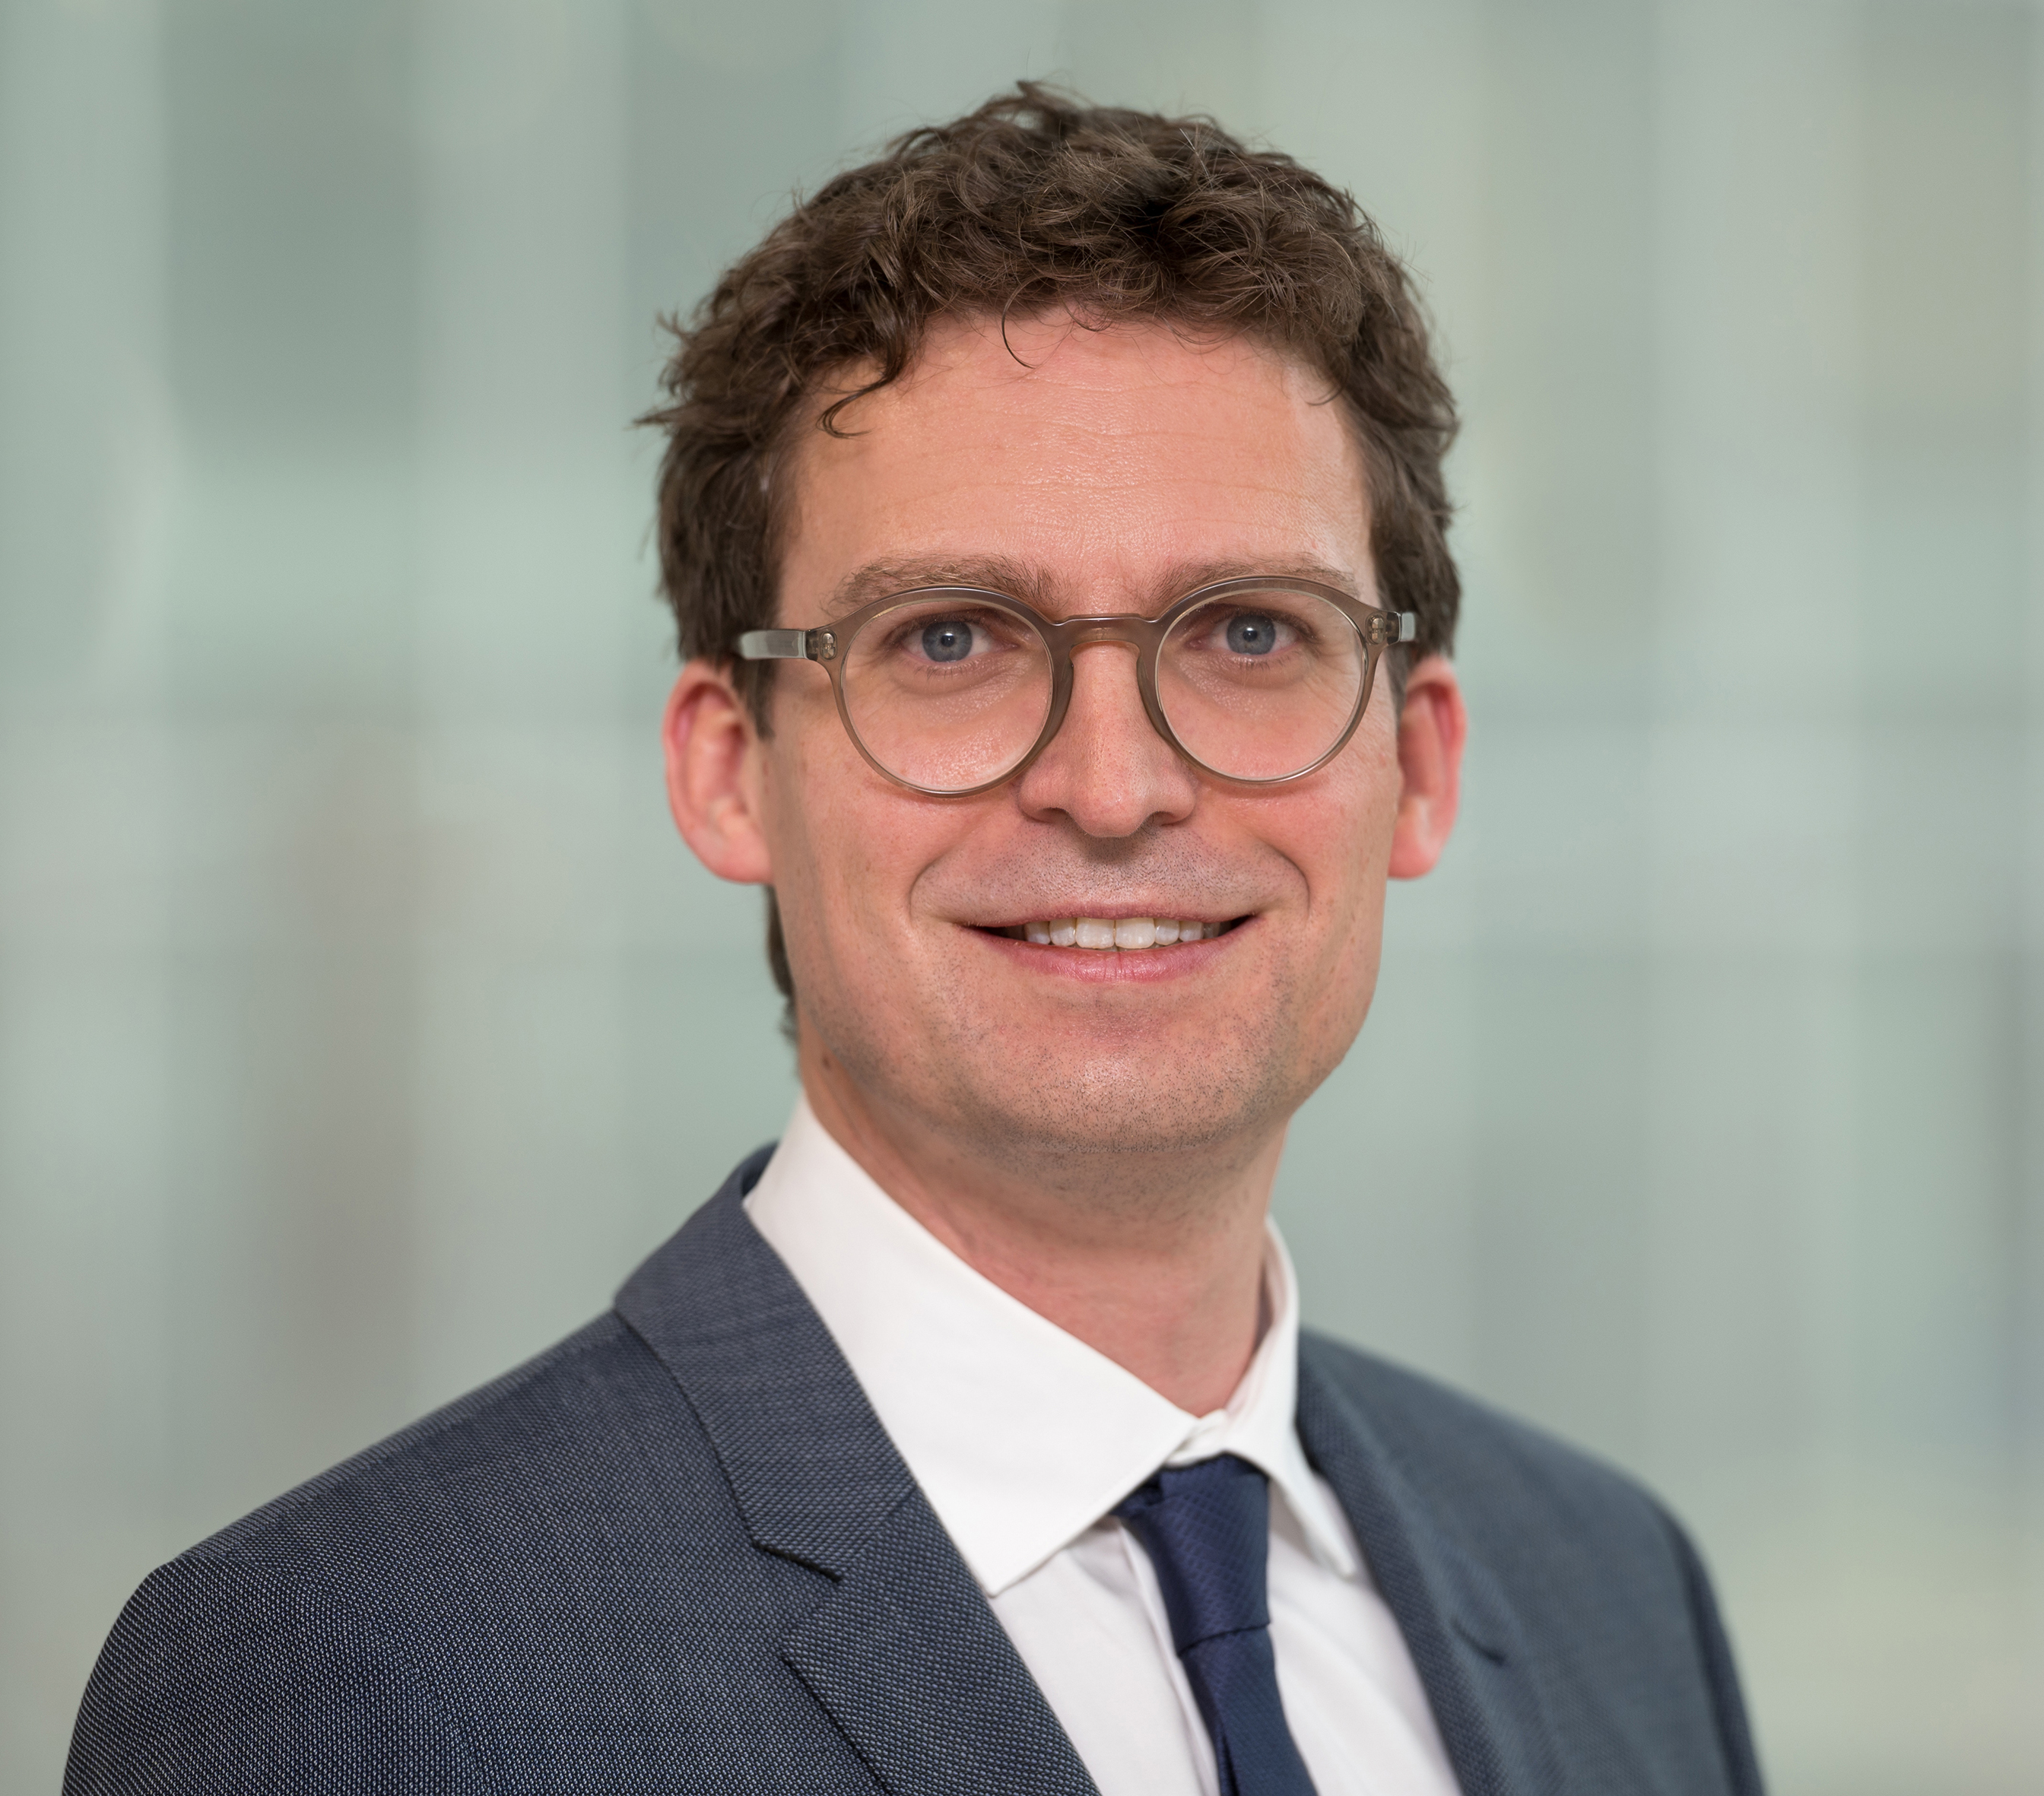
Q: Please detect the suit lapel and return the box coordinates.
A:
[1297,1346,1564,1796]
[616,1157,1098,1796]
[780,1493,1097,1796]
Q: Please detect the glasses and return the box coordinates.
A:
[738,577,1414,797]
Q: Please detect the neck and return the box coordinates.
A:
[797,1028,1283,1417]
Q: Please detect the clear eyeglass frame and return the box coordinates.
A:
[735,575,1417,798]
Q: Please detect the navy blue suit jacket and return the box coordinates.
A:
[68,1150,1764,1794]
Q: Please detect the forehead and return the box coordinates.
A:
[776,315,1372,617]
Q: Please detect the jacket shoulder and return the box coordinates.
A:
[186,1312,661,1569]
[1299,1328,1658,1522]
[66,1322,651,1795]
[1300,1331,1764,1796]
[68,1544,490,1796]
[68,1307,829,1794]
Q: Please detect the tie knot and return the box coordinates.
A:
[1114,1453,1272,1653]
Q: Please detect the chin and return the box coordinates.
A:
[930,1041,1303,1167]
[805,966,1351,1172]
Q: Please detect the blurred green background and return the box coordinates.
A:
[4,0,2041,1789]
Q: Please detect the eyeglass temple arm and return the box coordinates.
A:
[737,629,838,662]
[737,614,1416,658]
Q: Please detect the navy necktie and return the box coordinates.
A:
[1114,1454,1318,1796]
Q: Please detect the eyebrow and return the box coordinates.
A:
[820,554,1366,619]
[824,556,1052,617]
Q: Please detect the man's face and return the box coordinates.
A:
[748,316,1420,1171]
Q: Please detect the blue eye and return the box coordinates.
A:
[1225,614,1278,655]
[921,620,974,662]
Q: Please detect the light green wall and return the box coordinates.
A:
[3,2,2040,1790]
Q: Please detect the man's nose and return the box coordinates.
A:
[1011,641,1200,836]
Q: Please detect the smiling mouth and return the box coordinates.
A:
[984,915,1242,950]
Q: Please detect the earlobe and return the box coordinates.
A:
[662,662,775,886]
[1386,656,1466,881]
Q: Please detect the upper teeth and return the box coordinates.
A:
[1018,917,1224,949]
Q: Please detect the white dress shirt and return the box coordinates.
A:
[745,1097,1459,1796]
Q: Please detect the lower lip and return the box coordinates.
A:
[970,921,1249,982]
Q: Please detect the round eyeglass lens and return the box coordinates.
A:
[839,595,1055,792]
[1157,587,1369,780]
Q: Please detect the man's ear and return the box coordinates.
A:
[663,660,775,885]
[1387,654,1466,881]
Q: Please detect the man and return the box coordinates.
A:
[68,88,1763,1796]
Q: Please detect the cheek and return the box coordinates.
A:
[1292,775,1397,1063]
[1287,728,1401,918]
[758,712,954,966]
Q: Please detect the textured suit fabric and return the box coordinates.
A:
[66,1151,1766,1796]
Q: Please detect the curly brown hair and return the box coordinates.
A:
[640,83,1461,1018]
[643,81,1458,691]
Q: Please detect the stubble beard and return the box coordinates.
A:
[803,944,1364,1226]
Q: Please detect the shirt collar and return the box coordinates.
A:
[742,1095,1357,1595]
